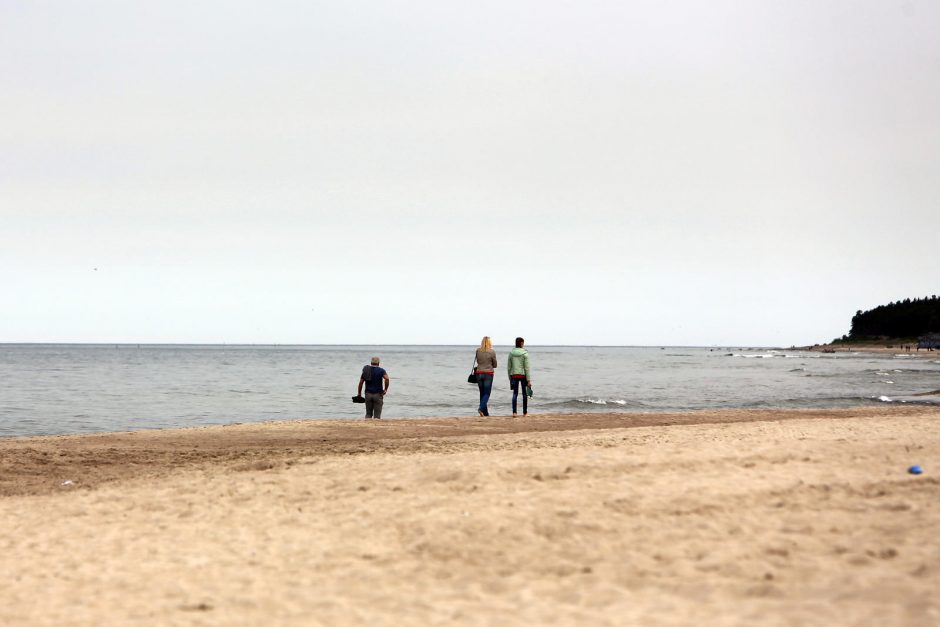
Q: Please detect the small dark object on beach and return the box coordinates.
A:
[909,465,924,475]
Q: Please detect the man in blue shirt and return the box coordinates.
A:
[357,356,390,419]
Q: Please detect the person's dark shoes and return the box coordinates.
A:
[352,395,365,403]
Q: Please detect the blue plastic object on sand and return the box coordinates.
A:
[908,465,924,475]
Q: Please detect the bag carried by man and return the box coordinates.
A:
[354,364,374,402]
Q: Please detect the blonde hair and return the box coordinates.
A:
[479,336,492,351]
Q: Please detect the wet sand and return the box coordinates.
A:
[2,406,938,625]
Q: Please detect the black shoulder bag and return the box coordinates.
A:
[467,356,478,384]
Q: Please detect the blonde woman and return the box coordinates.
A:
[474,336,497,416]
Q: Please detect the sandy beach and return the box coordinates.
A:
[808,343,936,357]
[2,406,938,625]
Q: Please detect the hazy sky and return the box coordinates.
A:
[2,1,938,345]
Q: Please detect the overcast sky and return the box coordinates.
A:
[2,1,938,346]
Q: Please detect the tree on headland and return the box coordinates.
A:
[835,295,940,341]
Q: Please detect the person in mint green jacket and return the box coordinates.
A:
[507,337,532,416]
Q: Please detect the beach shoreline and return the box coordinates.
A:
[0,406,931,497]
[3,406,939,625]
[804,343,936,357]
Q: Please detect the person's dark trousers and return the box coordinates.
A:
[511,377,528,415]
[365,392,384,418]
[477,373,493,416]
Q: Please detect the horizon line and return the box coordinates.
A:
[0,342,801,348]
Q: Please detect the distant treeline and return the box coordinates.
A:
[838,296,940,341]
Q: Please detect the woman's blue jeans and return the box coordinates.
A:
[511,377,528,415]
[477,373,493,416]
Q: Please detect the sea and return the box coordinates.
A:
[1,344,939,438]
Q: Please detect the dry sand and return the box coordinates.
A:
[1,406,938,626]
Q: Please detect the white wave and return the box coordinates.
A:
[877,395,893,402]
[576,398,627,405]
[885,381,894,384]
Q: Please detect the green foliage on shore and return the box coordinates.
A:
[829,336,919,345]
[832,296,940,342]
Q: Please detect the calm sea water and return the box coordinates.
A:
[1,344,939,437]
